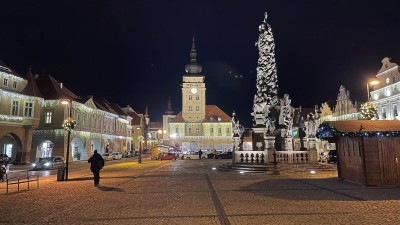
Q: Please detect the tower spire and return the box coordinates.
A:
[185,38,202,74]
[190,37,197,63]
[164,97,175,115]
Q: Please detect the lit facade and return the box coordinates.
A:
[168,39,232,151]
[0,64,43,164]
[370,57,400,120]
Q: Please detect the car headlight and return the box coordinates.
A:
[32,163,36,167]
[44,162,51,166]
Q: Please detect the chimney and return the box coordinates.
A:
[60,83,63,89]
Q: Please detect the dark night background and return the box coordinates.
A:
[1,0,400,127]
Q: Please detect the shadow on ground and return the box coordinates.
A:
[243,177,400,201]
[97,186,124,192]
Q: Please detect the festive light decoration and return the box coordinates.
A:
[360,102,378,120]
[62,117,76,131]
[316,121,400,138]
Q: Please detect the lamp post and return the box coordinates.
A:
[61,100,75,181]
[366,80,380,101]
[138,135,144,163]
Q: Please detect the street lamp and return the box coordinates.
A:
[366,79,380,101]
[61,100,75,181]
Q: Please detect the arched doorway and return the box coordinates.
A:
[70,136,85,161]
[38,140,54,158]
[0,133,22,164]
[91,138,101,154]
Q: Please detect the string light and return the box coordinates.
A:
[316,121,400,138]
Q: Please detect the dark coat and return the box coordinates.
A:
[88,152,105,172]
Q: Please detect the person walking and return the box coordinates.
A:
[198,149,203,160]
[88,150,105,187]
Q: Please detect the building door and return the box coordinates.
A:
[380,137,400,185]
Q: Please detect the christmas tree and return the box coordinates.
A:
[251,12,279,132]
[360,102,378,120]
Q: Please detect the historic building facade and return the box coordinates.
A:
[168,39,232,152]
[30,74,132,162]
[370,57,400,120]
[0,63,43,164]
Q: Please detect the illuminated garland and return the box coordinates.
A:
[360,102,378,120]
[316,121,400,138]
[62,117,76,131]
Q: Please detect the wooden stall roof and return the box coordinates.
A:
[329,120,400,133]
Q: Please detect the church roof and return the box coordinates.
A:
[170,105,231,123]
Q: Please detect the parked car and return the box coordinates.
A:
[181,151,207,160]
[102,153,113,161]
[32,157,65,170]
[327,150,337,163]
[112,152,123,160]
[158,153,177,160]
[215,152,233,159]
[0,154,10,165]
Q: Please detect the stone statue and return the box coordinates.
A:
[307,113,317,138]
[296,114,306,149]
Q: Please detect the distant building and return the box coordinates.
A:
[370,57,400,120]
[168,39,232,151]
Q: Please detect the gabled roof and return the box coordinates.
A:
[35,74,80,100]
[122,106,143,126]
[0,60,22,78]
[93,97,118,114]
[149,122,163,129]
[170,105,231,123]
[109,103,128,116]
[22,70,43,98]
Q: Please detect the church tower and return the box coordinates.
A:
[182,38,206,122]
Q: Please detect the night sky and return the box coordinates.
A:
[1,0,400,127]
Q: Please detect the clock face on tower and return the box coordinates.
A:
[190,87,198,94]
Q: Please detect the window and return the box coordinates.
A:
[218,117,221,122]
[12,81,17,89]
[3,78,8,86]
[175,128,179,135]
[226,128,230,134]
[24,102,33,117]
[195,128,200,134]
[11,100,19,116]
[188,128,192,134]
[196,95,199,100]
[382,107,386,119]
[218,127,222,134]
[189,106,192,111]
[189,95,192,100]
[45,111,52,124]
[394,104,398,117]
[210,127,214,133]
[196,106,199,111]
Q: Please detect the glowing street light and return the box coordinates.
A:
[366,79,380,101]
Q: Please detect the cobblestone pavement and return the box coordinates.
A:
[1,159,400,225]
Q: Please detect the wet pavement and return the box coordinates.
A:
[1,158,400,225]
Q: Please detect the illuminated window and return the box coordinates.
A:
[196,106,199,111]
[3,78,8,86]
[386,77,390,84]
[45,111,52,124]
[12,81,17,89]
[196,95,199,100]
[218,117,221,121]
[24,102,33,117]
[11,100,19,116]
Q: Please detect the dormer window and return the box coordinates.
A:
[210,116,214,121]
[12,81,17,89]
[386,77,390,84]
[218,117,221,122]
